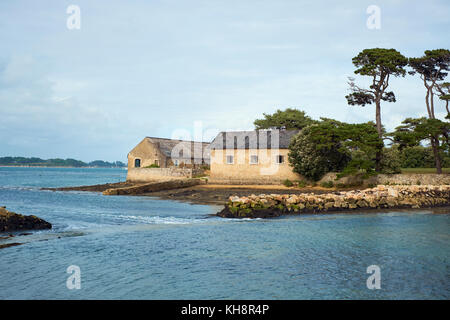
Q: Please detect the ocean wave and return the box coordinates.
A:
[112,214,207,225]
[0,186,41,191]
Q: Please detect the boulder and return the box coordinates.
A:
[0,207,52,232]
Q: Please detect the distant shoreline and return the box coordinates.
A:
[0,165,126,169]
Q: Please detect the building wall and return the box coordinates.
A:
[128,138,210,170]
[210,148,302,184]
[127,138,167,169]
[126,167,204,182]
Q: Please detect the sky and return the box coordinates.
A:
[0,0,449,162]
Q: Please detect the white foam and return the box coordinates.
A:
[113,214,203,225]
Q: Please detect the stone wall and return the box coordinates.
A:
[127,167,202,182]
[218,185,450,218]
[319,173,450,186]
[208,177,293,185]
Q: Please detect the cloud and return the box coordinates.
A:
[0,0,448,161]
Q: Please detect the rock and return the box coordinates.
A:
[0,207,52,232]
[0,243,22,250]
[230,196,240,203]
[388,187,399,197]
[286,197,297,204]
[216,185,450,218]
[324,202,334,210]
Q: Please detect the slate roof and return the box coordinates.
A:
[210,130,299,150]
[146,137,210,159]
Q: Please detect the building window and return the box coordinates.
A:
[250,155,258,164]
[174,159,179,167]
[276,155,284,164]
[134,159,141,168]
[226,155,234,164]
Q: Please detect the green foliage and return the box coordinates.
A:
[289,119,384,180]
[288,120,351,181]
[297,180,307,188]
[320,181,334,188]
[145,164,160,168]
[283,179,294,187]
[0,157,125,167]
[436,82,450,120]
[399,146,436,168]
[337,122,383,175]
[353,48,408,77]
[89,160,126,167]
[391,117,449,150]
[401,168,450,174]
[389,117,450,173]
[409,49,450,82]
[346,48,408,108]
[380,147,402,174]
[254,108,317,130]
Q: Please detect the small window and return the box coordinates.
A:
[226,155,234,164]
[134,159,141,168]
[276,155,284,164]
[250,155,258,164]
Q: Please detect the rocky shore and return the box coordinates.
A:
[43,181,335,204]
[217,185,450,218]
[0,206,52,232]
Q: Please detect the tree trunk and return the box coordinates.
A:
[425,82,433,119]
[430,90,436,119]
[375,99,382,172]
[431,137,442,174]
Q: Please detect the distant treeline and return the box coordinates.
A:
[0,157,126,168]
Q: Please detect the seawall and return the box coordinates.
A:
[217,185,450,218]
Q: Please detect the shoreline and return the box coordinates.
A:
[42,181,450,216]
[44,182,345,205]
[0,206,52,232]
[0,165,126,169]
[218,185,450,218]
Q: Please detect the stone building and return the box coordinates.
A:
[127,137,210,170]
[209,129,301,184]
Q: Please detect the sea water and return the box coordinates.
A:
[0,167,448,299]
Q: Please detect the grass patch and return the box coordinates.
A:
[144,164,160,168]
[401,168,450,174]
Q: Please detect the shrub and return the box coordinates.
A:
[145,164,160,168]
[320,181,334,188]
[380,147,402,174]
[288,123,350,181]
[297,180,307,188]
[283,179,294,187]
